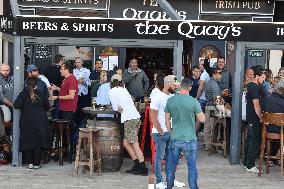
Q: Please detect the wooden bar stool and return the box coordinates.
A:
[75,128,102,176]
[209,116,227,158]
[52,119,71,165]
[259,112,284,177]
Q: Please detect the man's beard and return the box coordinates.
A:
[168,88,176,94]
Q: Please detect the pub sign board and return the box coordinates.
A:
[15,16,284,42]
[108,0,199,20]
[201,0,275,15]
[17,0,108,10]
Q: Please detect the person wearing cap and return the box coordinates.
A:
[165,78,205,189]
[44,54,65,119]
[150,74,185,189]
[203,68,222,151]
[108,74,148,176]
[123,57,149,102]
[49,62,79,159]
[26,64,49,99]
[73,57,91,126]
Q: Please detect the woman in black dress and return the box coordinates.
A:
[14,77,50,169]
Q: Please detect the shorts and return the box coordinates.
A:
[124,118,141,144]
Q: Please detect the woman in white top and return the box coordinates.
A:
[109,74,148,176]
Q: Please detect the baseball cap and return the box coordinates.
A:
[164,75,181,85]
[111,74,122,82]
[26,64,38,73]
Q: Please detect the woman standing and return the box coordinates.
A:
[14,77,50,169]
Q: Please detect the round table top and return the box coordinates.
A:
[82,107,116,115]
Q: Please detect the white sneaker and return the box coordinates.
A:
[28,164,33,169]
[174,179,185,187]
[246,167,259,173]
[156,182,167,189]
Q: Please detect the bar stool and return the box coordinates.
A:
[74,128,102,176]
[209,115,227,158]
[52,119,71,165]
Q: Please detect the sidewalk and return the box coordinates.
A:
[0,148,283,189]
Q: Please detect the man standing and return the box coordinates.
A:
[45,54,64,90]
[109,74,148,175]
[165,78,205,189]
[49,62,79,158]
[204,68,222,151]
[195,59,210,135]
[26,65,49,99]
[89,59,103,82]
[73,57,91,126]
[150,74,184,189]
[45,54,65,119]
[0,64,13,137]
[189,66,201,98]
[244,66,265,173]
[216,57,231,92]
[123,57,149,102]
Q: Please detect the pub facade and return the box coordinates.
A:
[1,0,284,166]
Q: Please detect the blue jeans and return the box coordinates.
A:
[166,139,199,189]
[152,132,170,183]
[198,99,206,113]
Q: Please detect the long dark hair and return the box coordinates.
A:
[26,77,39,103]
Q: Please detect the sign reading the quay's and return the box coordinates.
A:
[17,0,108,10]
[109,0,199,20]
[15,16,284,42]
[201,0,275,15]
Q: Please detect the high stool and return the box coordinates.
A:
[52,119,71,165]
[209,116,227,158]
[75,128,102,176]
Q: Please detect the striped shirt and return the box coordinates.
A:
[73,67,91,96]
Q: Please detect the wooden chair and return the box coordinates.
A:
[209,110,227,158]
[258,112,284,177]
[50,119,72,165]
[74,128,102,177]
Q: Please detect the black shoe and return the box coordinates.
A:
[133,162,148,176]
[126,159,139,173]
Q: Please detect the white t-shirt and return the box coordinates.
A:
[39,75,51,88]
[150,90,173,134]
[149,87,161,100]
[109,87,140,123]
[199,70,210,100]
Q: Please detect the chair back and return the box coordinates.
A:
[262,112,284,127]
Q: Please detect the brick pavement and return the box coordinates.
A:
[1,147,284,189]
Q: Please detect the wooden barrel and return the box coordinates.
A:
[95,120,123,172]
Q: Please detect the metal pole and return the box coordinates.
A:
[12,36,24,166]
[229,42,245,164]
[155,0,183,80]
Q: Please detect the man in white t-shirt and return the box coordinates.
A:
[109,74,148,176]
[150,74,185,189]
[195,59,210,133]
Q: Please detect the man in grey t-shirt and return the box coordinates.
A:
[203,68,222,151]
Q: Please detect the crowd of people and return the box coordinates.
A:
[1,53,284,188]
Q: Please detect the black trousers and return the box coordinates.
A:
[74,94,90,126]
[25,148,43,166]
